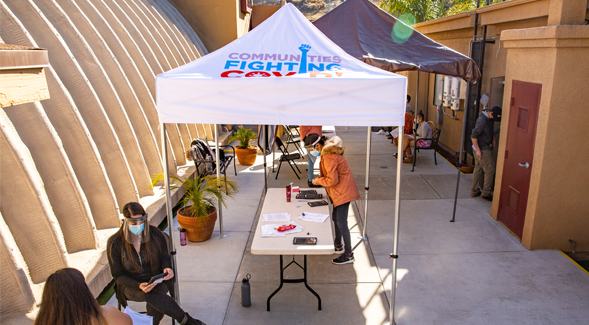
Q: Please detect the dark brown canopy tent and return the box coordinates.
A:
[315,1,482,322]
[314,0,480,82]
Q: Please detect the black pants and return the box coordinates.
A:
[332,202,352,255]
[123,281,185,324]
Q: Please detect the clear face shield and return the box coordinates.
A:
[123,214,150,244]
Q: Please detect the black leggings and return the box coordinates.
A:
[123,281,185,324]
[332,202,352,255]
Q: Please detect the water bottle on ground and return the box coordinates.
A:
[241,273,251,307]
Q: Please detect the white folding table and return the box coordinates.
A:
[251,188,334,311]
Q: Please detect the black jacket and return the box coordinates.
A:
[471,112,494,150]
[107,225,172,289]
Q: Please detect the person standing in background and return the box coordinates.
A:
[300,125,323,188]
[471,106,502,201]
[406,95,413,115]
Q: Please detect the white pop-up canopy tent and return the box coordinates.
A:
[156,3,406,323]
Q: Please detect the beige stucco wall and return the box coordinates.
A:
[168,0,250,52]
[492,25,589,251]
[252,5,282,29]
[412,0,589,252]
[414,6,549,155]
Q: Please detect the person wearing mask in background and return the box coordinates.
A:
[107,202,206,325]
[34,268,132,325]
[471,106,502,201]
[300,125,323,188]
[395,111,432,163]
[311,136,361,265]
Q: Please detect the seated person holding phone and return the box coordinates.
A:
[107,202,205,325]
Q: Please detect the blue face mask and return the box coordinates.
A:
[310,150,321,157]
[129,224,145,236]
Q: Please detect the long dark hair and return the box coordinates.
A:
[34,268,106,325]
[117,202,161,274]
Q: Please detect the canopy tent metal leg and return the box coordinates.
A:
[389,124,403,325]
[358,127,372,243]
[161,123,180,305]
[215,124,227,239]
[451,82,471,222]
[263,125,268,191]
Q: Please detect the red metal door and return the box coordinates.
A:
[497,80,541,238]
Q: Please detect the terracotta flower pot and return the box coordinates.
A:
[177,206,217,242]
[461,164,474,174]
[235,147,257,166]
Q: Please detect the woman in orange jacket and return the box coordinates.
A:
[312,136,361,265]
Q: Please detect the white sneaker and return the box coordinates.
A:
[377,130,385,135]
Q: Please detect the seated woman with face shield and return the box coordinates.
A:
[107,202,205,325]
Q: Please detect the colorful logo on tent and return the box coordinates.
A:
[221,44,343,78]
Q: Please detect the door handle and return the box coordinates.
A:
[518,162,530,169]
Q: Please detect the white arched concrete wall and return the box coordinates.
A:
[0,0,210,321]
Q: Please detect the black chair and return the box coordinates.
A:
[411,121,441,172]
[275,137,301,179]
[282,125,304,157]
[189,139,236,178]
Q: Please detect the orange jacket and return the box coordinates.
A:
[404,113,415,135]
[299,126,322,141]
[314,145,361,207]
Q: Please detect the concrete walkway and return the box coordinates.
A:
[110,127,589,325]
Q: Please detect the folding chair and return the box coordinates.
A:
[411,121,441,172]
[189,139,236,193]
[287,125,301,137]
[275,137,301,179]
[282,125,305,157]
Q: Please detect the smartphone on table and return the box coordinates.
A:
[293,237,318,245]
[308,200,328,207]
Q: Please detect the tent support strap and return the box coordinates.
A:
[162,123,180,305]
[216,125,226,238]
[390,124,403,325]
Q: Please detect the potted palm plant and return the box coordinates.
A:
[229,126,258,166]
[172,175,237,242]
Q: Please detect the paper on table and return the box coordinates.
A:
[261,224,285,237]
[262,212,291,222]
[125,306,153,325]
[299,212,329,223]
